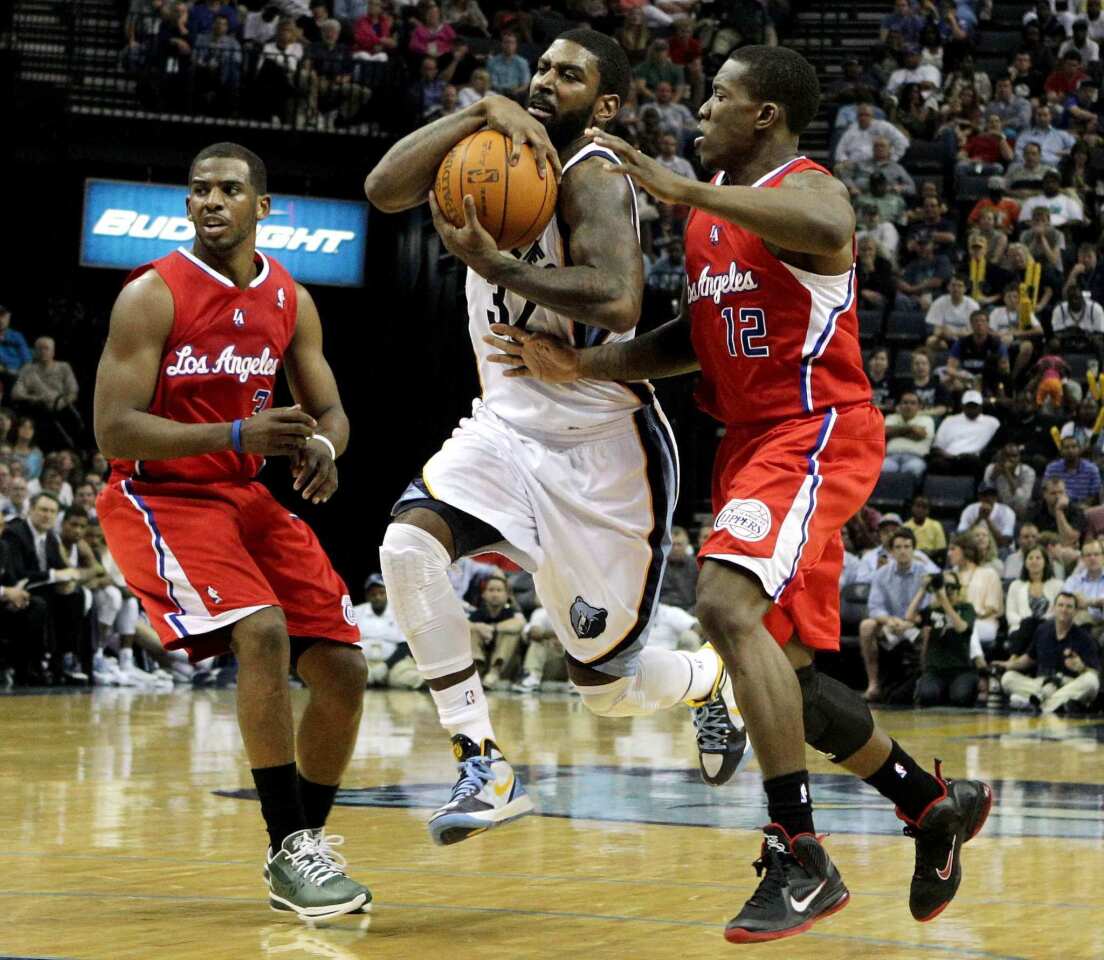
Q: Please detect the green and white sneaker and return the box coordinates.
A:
[265,828,370,922]
[427,734,534,846]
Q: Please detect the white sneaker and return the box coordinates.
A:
[511,672,542,693]
[427,734,534,846]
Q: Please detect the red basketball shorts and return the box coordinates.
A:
[699,403,885,651]
[97,478,359,662]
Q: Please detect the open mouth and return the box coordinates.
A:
[527,102,555,120]
[203,220,229,233]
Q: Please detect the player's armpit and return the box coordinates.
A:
[93,271,177,459]
[557,159,644,333]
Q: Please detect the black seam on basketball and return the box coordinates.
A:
[518,163,553,250]
[498,136,510,244]
[457,132,477,228]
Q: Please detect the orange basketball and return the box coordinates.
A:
[434,129,558,252]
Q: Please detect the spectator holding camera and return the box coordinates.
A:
[912,571,982,707]
[947,533,1003,667]
[996,592,1101,713]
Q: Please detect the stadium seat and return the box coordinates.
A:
[956,174,989,204]
[985,30,1023,55]
[894,349,914,378]
[885,308,928,345]
[1065,353,1094,380]
[858,308,882,343]
[923,474,977,516]
[869,471,917,513]
[840,582,871,634]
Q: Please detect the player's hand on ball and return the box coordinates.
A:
[292,438,338,505]
[585,127,689,205]
[240,404,316,457]
[428,191,499,269]
[481,94,562,181]
[484,323,582,383]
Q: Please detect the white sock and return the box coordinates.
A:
[636,647,718,708]
[430,675,497,747]
[678,646,721,703]
[119,647,134,670]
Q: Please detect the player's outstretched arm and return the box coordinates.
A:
[587,128,855,262]
[433,158,642,333]
[94,271,317,461]
[483,289,700,383]
[283,284,349,504]
[364,94,560,213]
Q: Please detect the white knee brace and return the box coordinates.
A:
[379,522,473,680]
[577,676,640,717]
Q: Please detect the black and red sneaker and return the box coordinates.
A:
[898,759,993,922]
[724,825,850,944]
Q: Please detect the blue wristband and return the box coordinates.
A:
[231,419,244,454]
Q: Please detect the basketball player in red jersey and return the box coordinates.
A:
[93,142,371,922]
[484,47,992,944]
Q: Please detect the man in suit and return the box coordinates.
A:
[0,510,49,687]
[2,493,85,683]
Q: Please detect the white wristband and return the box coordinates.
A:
[309,434,336,460]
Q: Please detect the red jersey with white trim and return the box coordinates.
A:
[685,157,870,426]
[109,247,298,484]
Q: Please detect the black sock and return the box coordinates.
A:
[863,740,943,822]
[298,773,339,830]
[252,762,307,853]
[764,770,815,839]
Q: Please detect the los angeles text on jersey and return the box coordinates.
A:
[165,344,280,383]
[686,261,760,305]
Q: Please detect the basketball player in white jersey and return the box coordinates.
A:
[364,29,750,845]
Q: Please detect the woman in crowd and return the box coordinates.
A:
[865,346,895,413]
[11,416,43,481]
[970,522,1004,575]
[946,534,1003,700]
[1005,545,1062,655]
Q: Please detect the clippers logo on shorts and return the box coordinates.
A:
[714,498,772,543]
[569,596,608,639]
[341,594,356,626]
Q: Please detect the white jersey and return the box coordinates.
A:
[465,141,646,436]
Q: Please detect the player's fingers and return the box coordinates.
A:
[303,465,333,502]
[272,408,317,427]
[486,353,526,367]
[462,193,479,228]
[502,366,532,378]
[508,133,521,167]
[489,323,531,341]
[482,334,524,355]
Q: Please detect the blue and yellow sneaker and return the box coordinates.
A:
[687,643,754,786]
[428,734,535,846]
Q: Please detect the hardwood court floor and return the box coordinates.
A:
[2,687,1102,960]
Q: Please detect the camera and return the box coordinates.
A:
[927,572,944,592]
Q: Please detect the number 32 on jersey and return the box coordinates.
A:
[723,307,769,359]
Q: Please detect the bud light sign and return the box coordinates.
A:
[81,178,368,286]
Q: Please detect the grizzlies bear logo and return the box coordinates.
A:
[569,596,608,639]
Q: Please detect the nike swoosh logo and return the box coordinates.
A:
[936,837,956,881]
[790,880,826,913]
[493,774,514,799]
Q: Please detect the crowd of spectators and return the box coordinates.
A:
[829,0,1104,716]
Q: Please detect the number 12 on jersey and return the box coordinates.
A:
[723,307,769,359]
